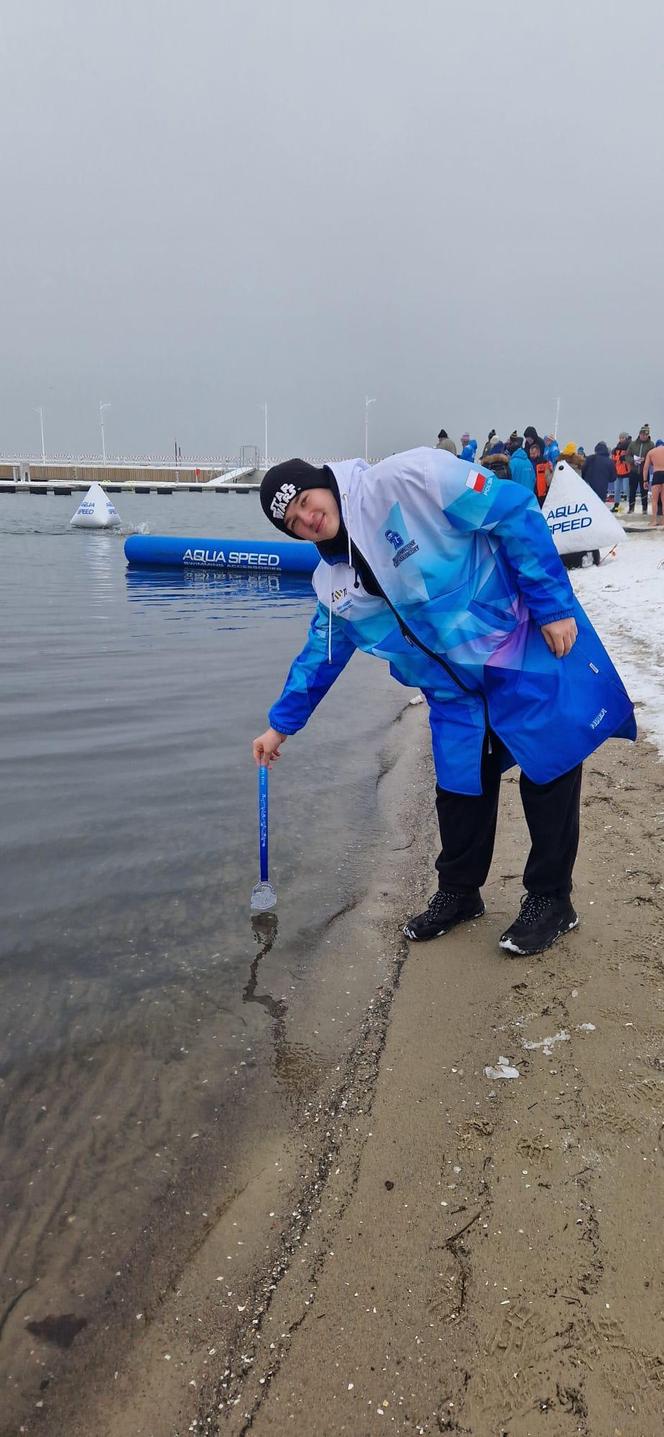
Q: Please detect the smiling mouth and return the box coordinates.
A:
[315,515,324,535]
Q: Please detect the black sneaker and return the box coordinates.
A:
[403,888,484,941]
[499,894,578,957]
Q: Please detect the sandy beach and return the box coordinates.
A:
[12,688,663,1437]
[195,725,664,1437]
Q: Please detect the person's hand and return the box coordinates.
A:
[252,727,287,767]
[540,618,578,658]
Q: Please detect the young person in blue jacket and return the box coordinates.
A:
[252,449,636,956]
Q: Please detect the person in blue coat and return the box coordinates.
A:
[508,437,536,491]
[544,436,560,466]
[253,449,635,957]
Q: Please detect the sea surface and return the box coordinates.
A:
[0,490,405,1424]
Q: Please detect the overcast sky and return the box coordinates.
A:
[2,0,662,461]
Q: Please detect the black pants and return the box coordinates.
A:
[435,736,582,898]
[628,471,647,511]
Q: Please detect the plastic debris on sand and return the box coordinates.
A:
[484,1057,520,1080]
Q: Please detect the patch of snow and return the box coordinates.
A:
[572,537,664,760]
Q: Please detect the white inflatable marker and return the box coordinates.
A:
[70,482,122,530]
[544,461,625,555]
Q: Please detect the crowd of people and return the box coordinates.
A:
[436,422,664,527]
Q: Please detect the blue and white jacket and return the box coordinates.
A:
[268,448,636,795]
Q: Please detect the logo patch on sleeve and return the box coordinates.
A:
[384,527,419,566]
[466,470,489,492]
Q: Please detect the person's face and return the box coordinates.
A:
[284,488,341,541]
[529,444,540,459]
[640,428,648,440]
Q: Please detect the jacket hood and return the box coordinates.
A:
[317,458,367,567]
[483,449,510,472]
[524,427,544,449]
[594,442,609,456]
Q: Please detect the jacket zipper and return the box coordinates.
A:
[346,536,493,747]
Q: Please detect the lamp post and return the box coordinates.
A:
[36,406,46,464]
[364,395,376,463]
[263,401,269,470]
[554,396,561,441]
[99,401,111,463]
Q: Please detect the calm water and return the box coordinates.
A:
[1,491,400,971]
[0,491,404,1424]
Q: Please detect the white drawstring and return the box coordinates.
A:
[341,491,352,565]
[327,489,352,663]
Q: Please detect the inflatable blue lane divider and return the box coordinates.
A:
[124,533,318,575]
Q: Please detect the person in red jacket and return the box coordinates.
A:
[528,439,553,508]
[610,434,631,513]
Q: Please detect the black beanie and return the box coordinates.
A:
[260,459,332,536]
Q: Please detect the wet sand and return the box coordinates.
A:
[4,712,664,1436]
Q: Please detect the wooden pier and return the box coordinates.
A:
[0,461,262,496]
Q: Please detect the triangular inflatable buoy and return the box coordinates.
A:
[544,461,626,554]
[70,482,122,530]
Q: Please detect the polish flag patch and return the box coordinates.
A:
[465,470,487,492]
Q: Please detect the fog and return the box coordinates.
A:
[2,0,662,460]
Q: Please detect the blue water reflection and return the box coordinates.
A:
[126,564,315,612]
